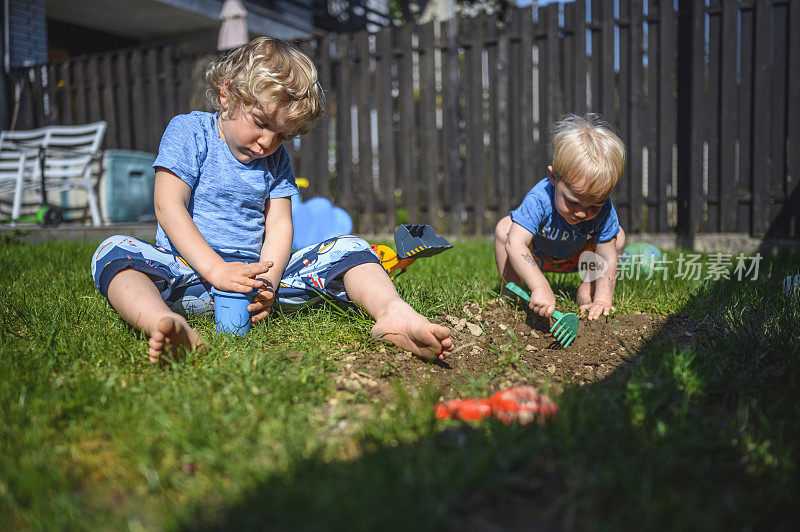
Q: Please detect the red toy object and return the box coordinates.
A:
[489,386,560,425]
[435,398,493,421]
[434,385,559,425]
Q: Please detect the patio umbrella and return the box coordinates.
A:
[217,0,249,51]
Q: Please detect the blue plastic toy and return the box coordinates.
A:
[290,193,353,251]
[212,288,257,335]
[620,242,661,276]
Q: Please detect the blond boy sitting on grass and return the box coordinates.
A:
[91,38,452,363]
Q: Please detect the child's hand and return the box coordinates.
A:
[209,260,273,293]
[529,282,556,318]
[580,300,616,320]
[248,277,276,322]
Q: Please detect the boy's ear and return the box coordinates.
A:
[219,80,232,110]
[547,166,556,185]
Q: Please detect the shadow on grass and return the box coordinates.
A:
[185,253,800,530]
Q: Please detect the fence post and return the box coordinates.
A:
[355,31,374,233]
[789,0,800,238]
[397,24,417,227]
[676,0,704,235]
[441,17,462,235]
[418,21,439,230]
[375,29,396,232]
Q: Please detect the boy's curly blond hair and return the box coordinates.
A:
[551,113,627,199]
[206,37,324,136]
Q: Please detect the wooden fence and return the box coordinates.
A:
[8,0,800,237]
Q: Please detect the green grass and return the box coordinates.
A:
[1,237,798,529]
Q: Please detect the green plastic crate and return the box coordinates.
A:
[100,150,156,223]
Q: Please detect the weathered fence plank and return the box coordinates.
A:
[355,31,375,233]
[628,0,644,232]
[161,46,176,135]
[86,57,102,125]
[568,1,588,113]
[738,1,755,233]
[418,21,439,229]
[131,50,147,151]
[788,0,800,238]
[441,17,462,234]
[145,48,162,153]
[769,0,789,237]
[617,0,632,230]
[375,28,396,232]
[486,17,499,211]
[706,0,722,232]
[312,37,332,200]
[100,55,118,148]
[496,17,511,219]
[518,6,534,204]
[397,24,417,226]
[59,61,74,125]
[463,15,485,234]
[677,0,704,234]
[718,0,738,233]
[114,52,132,149]
[644,0,659,232]
[334,34,354,211]
[751,0,772,237]
[74,59,88,125]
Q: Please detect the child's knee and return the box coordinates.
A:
[494,215,512,246]
[615,227,626,254]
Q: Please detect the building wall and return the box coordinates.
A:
[9,0,48,67]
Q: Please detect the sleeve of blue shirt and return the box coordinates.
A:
[594,201,620,242]
[267,146,299,199]
[510,186,548,237]
[152,114,207,188]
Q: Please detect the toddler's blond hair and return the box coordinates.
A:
[206,37,324,136]
[551,113,626,199]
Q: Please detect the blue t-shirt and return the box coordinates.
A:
[153,111,298,258]
[510,178,619,259]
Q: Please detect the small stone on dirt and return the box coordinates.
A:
[531,331,540,339]
[466,322,483,336]
[525,344,536,352]
[547,364,557,373]
[499,324,507,330]
[446,315,459,326]
[455,318,467,331]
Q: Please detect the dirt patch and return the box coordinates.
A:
[329,298,700,402]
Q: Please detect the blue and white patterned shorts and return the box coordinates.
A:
[90,234,381,315]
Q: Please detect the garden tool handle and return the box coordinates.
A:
[552,310,564,320]
[505,282,530,301]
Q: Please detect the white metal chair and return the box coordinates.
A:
[0,121,107,226]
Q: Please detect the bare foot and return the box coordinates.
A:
[371,302,453,361]
[148,315,205,364]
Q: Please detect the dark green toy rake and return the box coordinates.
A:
[505,282,579,348]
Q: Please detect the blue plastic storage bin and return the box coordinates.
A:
[100,150,156,223]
